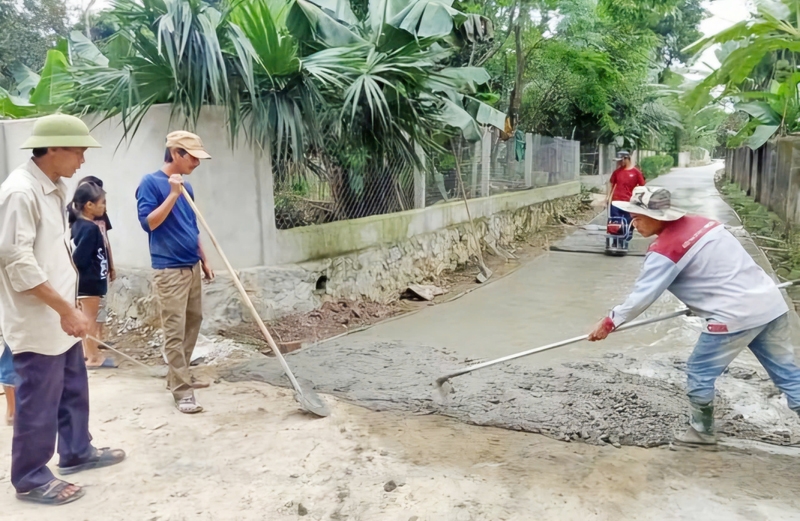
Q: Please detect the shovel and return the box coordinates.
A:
[180,187,330,417]
[435,280,798,397]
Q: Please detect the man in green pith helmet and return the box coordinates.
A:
[0,114,125,506]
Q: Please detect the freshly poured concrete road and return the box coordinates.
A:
[349,161,743,367]
[238,160,800,449]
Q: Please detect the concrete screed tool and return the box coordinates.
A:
[180,187,330,417]
[434,280,798,399]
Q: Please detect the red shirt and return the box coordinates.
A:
[610,167,646,202]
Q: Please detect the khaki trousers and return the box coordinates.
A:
[153,262,203,400]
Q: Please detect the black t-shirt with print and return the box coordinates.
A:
[71,219,109,297]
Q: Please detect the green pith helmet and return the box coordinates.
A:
[20,114,102,149]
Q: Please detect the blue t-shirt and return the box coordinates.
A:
[136,171,201,269]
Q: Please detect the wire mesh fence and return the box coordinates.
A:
[273,130,581,229]
[530,135,581,187]
[273,152,415,230]
[425,137,481,205]
[581,143,617,178]
[425,131,581,206]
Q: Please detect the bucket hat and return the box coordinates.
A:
[20,114,101,149]
[612,186,686,221]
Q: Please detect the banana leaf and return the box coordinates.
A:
[69,31,110,66]
[747,124,780,149]
[9,63,40,98]
[287,0,364,48]
[735,101,781,125]
[29,49,73,108]
[0,87,38,118]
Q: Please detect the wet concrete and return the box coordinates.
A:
[223,162,800,448]
[221,338,797,447]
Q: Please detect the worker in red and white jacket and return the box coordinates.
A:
[588,186,800,446]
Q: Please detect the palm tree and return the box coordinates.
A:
[66,0,328,156]
[281,0,506,219]
[2,0,505,222]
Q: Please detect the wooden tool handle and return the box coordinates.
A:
[179,186,303,392]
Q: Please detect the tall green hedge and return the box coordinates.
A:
[640,155,674,179]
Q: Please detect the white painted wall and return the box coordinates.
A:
[0,105,277,270]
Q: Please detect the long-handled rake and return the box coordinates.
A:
[452,141,493,283]
[434,280,798,399]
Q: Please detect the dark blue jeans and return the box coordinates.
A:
[609,205,634,242]
[11,342,94,493]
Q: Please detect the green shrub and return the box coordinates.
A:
[640,155,674,179]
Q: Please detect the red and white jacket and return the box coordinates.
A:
[609,215,788,334]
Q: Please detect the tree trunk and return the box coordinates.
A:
[83,0,97,39]
[507,18,525,129]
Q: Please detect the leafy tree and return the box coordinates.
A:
[73,8,119,41]
[0,0,71,87]
[652,0,708,69]
[454,0,699,149]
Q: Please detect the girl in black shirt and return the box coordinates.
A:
[69,183,116,369]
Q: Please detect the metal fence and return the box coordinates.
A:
[581,143,617,178]
[425,131,580,206]
[273,152,416,230]
[273,130,581,229]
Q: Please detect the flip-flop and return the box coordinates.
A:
[87,358,118,370]
[58,447,126,475]
[16,479,85,506]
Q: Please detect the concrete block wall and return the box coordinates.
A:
[726,137,800,224]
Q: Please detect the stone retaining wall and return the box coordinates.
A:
[109,194,583,333]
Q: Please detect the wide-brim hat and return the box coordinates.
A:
[612,186,686,221]
[20,114,101,149]
[166,130,211,159]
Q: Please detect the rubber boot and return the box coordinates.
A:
[674,402,717,446]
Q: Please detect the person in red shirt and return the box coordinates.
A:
[607,151,646,246]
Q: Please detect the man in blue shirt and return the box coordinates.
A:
[136,131,215,414]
